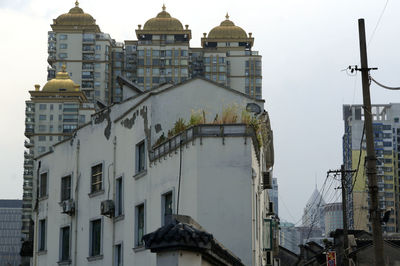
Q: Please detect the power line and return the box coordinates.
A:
[368,0,390,46]
[305,173,333,241]
[350,124,365,193]
[370,76,400,90]
[279,194,297,223]
[293,174,332,226]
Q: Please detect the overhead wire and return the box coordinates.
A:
[279,194,297,223]
[370,76,400,90]
[368,0,390,47]
[292,174,331,226]
[350,124,365,193]
[304,173,335,241]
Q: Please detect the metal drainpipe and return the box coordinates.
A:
[252,168,256,265]
[111,136,117,266]
[73,140,80,266]
[33,161,41,266]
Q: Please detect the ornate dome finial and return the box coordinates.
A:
[162,4,166,11]
[225,13,229,20]
[75,0,79,7]
[61,63,67,72]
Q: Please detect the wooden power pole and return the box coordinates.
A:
[328,166,355,266]
[357,18,384,265]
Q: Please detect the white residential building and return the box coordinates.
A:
[31,78,275,265]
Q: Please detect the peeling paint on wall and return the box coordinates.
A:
[121,110,138,129]
[155,123,162,133]
[94,108,112,140]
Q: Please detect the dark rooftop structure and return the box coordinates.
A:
[143,215,245,266]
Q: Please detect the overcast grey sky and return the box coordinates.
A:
[1,0,399,224]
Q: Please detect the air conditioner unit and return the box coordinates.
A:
[101,200,115,218]
[262,172,272,190]
[62,200,75,215]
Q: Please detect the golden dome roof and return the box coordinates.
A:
[54,1,96,26]
[42,65,80,92]
[208,14,248,39]
[143,5,184,31]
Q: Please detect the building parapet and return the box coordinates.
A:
[150,124,259,162]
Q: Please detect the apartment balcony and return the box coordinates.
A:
[48,46,56,53]
[22,214,32,221]
[22,203,32,210]
[23,182,33,190]
[83,38,95,44]
[25,106,35,113]
[82,65,94,71]
[23,170,33,177]
[24,159,34,168]
[25,117,35,123]
[24,127,34,136]
[24,140,34,149]
[82,46,95,53]
[47,54,56,64]
[24,151,34,159]
[22,193,32,200]
[21,222,31,234]
[83,55,95,61]
[48,36,56,42]
[82,75,94,81]
[138,40,152,45]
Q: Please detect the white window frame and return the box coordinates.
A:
[115,175,124,217]
[135,201,146,247]
[161,188,175,226]
[135,140,146,174]
[59,225,71,262]
[89,217,103,258]
[38,218,47,251]
[60,172,73,202]
[114,242,123,266]
[39,170,49,199]
[90,161,104,195]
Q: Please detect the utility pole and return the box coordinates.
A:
[328,166,355,266]
[357,18,384,265]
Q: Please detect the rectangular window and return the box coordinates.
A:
[38,219,46,251]
[39,172,48,198]
[60,43,67,49]
[136,141,146,173]
[91,164,103,193]
[39,115,46,121]
[115,244,122,266]
[59,34,67,40]
[135,204,145,246]
[60,226,70,261]
[38,136,46,141]
[39,104,47,110]
[115,177,123,217]
[162,191,173,225]
[96,45,101,51]
[79,115,86,124]
[59,53,68,59]
[90,219,102,256]
[61,175,71,201]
